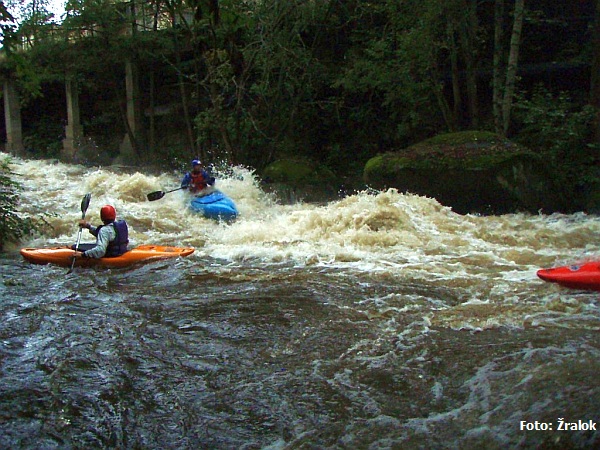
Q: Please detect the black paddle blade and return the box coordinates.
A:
[69,193,91,275]
[81,193,92,214]
[147,191,166,202]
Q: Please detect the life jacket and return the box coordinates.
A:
[189,171,209,193]
[99,220,129,257]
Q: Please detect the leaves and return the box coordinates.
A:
[0,0,596,180]
[0,157,51,251]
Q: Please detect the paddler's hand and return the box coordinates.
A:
[78,220,90,229]
[74,251,88,258]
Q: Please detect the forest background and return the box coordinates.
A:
[0,0,599,210]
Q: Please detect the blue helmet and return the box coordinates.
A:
[192,159,201,166]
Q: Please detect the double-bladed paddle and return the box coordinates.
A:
[147,186,186,202]
[67,193,92,274]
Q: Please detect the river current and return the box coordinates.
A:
[1,155,599,449]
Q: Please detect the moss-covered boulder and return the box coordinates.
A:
[262,158,340,203]
[364,131,557,214]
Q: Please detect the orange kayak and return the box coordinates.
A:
[537,261,600,291]
[20,244,195,268]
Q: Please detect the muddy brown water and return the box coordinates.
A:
[0,156,598,448]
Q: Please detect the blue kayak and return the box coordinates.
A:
[189,191,238,221]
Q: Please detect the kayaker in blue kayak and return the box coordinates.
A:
[73,205,129,259]
[181,159,216,197]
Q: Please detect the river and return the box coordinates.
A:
[1,155,599,449]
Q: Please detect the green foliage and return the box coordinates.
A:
[2,0,71,98]
[0,0,596,202]
[514,86,594,151]
[332,0,450,147]
[23,116,65,157]
[513,85,599,185]
[0,157,51,251]
[189,0,340,167]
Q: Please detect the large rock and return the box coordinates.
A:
[261,158,340,203]
[363,131,557,214]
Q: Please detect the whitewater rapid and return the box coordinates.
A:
[2,153,599,449]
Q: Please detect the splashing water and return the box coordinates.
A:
[2,153,600,449]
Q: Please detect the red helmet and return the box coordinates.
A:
[100,205,117,222]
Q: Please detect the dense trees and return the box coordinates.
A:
[593,0,600,142]
[0,0,597,181]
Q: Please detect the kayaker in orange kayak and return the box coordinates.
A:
[73,205,129,259]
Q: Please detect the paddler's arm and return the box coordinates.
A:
[181,172,192,189]
[77,226,115,259]
[201,169,215,186]
[79,220,100,237]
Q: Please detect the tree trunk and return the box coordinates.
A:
[148,69,156,158]
[502,0,525,136]
[147,0,163,157]
[111,61,140,159]
[164,4,197,156]
[448,23,461,130]
[459,0,479,128]
[492,0,505,134]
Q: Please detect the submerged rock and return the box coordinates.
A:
[261,158,340,203]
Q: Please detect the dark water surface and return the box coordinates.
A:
[1,156,599,448]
